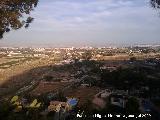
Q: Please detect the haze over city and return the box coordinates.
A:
[1,0,160,47]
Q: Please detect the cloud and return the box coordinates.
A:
[1,0,160,47]
[33,0,136,25]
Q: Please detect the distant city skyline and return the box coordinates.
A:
[0,0,160,47]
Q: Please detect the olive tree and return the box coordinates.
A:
[0,0,38,38]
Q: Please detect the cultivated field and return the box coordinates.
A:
[30,81,71,96]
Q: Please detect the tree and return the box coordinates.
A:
[126,97,140,114]
[130,57,137,62]
[44,75,53,82]
[82,51,92,60]
[151,0,160,9]
[0,0,38,38]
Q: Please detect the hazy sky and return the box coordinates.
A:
[0,0,160,47]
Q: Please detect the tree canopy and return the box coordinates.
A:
[0,0,38,38]
[151,0,160,9]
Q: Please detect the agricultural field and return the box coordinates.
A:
[0,57,57,98]
[30,81,71,96]
[0,57,39,69]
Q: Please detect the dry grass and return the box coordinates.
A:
[64,86,101,107]
[30,81,71,96]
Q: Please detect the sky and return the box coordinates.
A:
[0,0,160,47]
